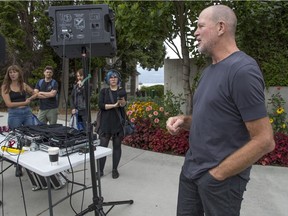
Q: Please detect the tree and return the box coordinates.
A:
[232,1,288,86]
[100,1,168,95]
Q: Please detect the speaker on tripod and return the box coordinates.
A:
[47,4,133,216]
[48,4,117,58]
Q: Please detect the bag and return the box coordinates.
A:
[69,113,84,131]
[93,110,102,134]
[32,114,44,125]
[123,119,136,136]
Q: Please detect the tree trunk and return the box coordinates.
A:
[130,66,137,96]
[175,1,192,115]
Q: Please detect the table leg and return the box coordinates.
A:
[46,176,53,216]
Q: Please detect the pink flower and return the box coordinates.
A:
[154,118,159,123]
[130,118,135,123]
[153,111,159,116]
[127,110,133,116]
[159,107,164,112]
[148,114,153,118]
[146,106,152,111]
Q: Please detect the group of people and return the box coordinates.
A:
[1,65,59,176]
[1,65,58,131]
[1,64,127,180]
[0,4,276,215]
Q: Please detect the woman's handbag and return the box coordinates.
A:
[93,110,102,134]
[123,118,136,136]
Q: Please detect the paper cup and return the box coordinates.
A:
[48,147,59,165]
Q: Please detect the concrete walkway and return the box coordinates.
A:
[0,111,287,216]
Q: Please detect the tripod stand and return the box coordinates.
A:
[76,47,133,216]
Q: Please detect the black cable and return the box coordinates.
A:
[61,34,79,215]
[1,147,5,216]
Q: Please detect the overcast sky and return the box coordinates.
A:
[137,66,164,84]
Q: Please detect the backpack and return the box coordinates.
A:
[38,79,56,90]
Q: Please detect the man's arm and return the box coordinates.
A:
[37,90,57,99]
[209,116,275,181]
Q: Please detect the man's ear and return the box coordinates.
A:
[217,21,225,36]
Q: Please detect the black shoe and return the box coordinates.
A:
[15,165,22,177]
[100,171,104,177]
[112,169,119,179]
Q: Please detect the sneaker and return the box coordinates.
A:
[100,171,104,177]
[112,169,119,179]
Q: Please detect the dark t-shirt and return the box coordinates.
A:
[98,87,127,135]
[35,79,58,110]
[182,51,267,180]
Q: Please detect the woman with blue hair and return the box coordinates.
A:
[98,70,127,179]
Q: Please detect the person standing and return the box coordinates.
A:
[34,66,58,124]
[166,5,275,216]
[1,65,38,176]
[70,69,87,130]
[98,70,127,179]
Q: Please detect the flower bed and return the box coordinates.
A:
[123,118,189,155]
[256,132,288,167]
[123,91,288,167]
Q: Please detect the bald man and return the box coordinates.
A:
[166,5,275,216]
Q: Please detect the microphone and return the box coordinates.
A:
[117,88,126,99]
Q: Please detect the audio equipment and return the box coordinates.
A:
[48,4,133,215]
[47,4,117,58]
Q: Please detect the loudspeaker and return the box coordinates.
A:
[48,4,117,58]
[0,34,6,65]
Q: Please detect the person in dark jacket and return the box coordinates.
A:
[98,70,127,179]
[70,69,87,130]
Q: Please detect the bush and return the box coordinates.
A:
[256,132,288,167]
[123,91,188,155]
[126,91,185,130]
[268,89,288,133]
[140,85,164,98]
[123,118,189,155]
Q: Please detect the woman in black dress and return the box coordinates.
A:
[98,70,127,179]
